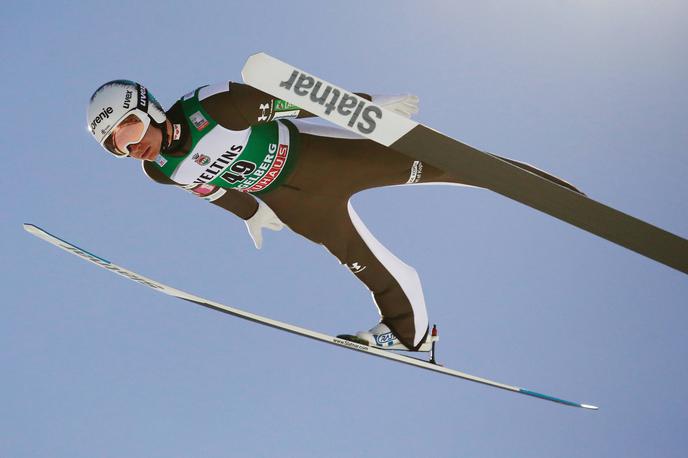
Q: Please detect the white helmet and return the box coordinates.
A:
[87,80,167,157]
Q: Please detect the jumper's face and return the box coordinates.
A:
[126,123,163,161]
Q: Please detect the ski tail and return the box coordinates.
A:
[519,389,598,410]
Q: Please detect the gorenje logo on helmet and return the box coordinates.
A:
[90,106,114,132]
[279,70,383,135]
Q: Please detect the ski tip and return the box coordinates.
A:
[581,404,599,410]
[23,223,39,233]
[241,52,271,81]
[247,51,268,59]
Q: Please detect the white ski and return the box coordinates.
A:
[24,223,596,410]
[241,53,688,275]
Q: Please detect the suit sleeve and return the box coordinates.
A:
[142,161,259,220]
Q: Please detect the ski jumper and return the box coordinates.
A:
[143,81,581,350]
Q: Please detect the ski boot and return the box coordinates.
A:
[338,322,438,352]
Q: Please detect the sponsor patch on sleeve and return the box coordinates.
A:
[190,111,209,131]
[182,183,227,202]
[406,161,423,183]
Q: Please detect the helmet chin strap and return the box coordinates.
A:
[156,119,171,154]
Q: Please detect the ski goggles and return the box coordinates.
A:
[101,111,151,158]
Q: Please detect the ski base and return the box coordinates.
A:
[23,223,597,410]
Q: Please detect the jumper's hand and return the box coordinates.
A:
[245,201,284,249]
[371,94,420,118]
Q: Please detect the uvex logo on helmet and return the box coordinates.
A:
[123,90,133,109]
[90,106,114,132]
[138,86,148,108]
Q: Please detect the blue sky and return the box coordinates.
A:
[2,1,687,457]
